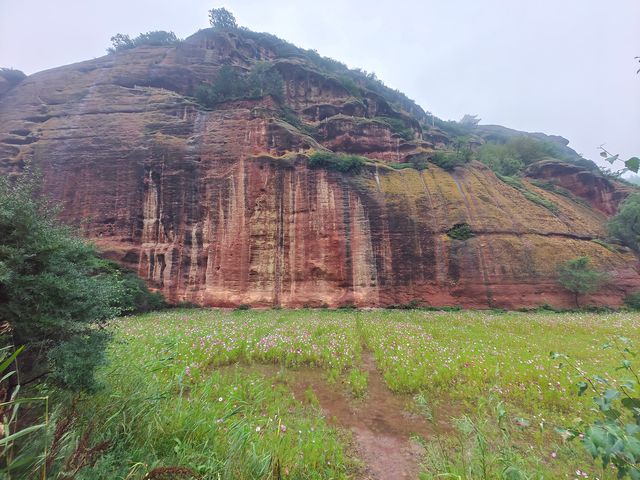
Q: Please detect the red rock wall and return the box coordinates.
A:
[1,32,639,309]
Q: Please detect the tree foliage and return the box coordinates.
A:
[478,136,570,176]
[608,193,640,253]
[0,171,162,392]
[108,31,179,53]
[307,151,366,173]
[209,7,237,31]
[195,62,284,107]
[0,68,26,87]
[556,256,609,308]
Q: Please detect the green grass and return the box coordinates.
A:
[497,174,560,214]
[43,309,640,479]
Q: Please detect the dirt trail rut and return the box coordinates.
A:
[291,353,452,480]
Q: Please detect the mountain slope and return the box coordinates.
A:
[0,27,637,308]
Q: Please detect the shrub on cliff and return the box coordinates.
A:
[608,193,640,253]
[107,30,179,53]
[478,136,572,176]
[477,143,524,176]
[308,151,366,173]
[195,62,284,107]
[557,256,609,308]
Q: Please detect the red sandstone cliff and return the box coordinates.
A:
[0,29,638,309]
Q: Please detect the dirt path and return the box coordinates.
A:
[290,353,452,480]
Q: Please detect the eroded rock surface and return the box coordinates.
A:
[1,29,638,308]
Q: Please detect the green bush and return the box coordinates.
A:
[308,151,366,173]
[446,223,474,241]
[431,140,472,171]
[107,31,179,53]
[97,260,165,314]
[375,116,414,141]
[195,62,284,107]
[608,193,640,253]
[624,292,640,310]
[477,143,524,176]
[0,170,124,392]
[478,136,574,176]
[0,68,26,87]
[389,162,413,170]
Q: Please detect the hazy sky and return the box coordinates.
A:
[1,0,638,167]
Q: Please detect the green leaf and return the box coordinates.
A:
[0,345,24,375]
[0,423,45,446]
[606,154,619,164]
[626,157,640,174]
[577,381,589,396]
[604,389,621,401]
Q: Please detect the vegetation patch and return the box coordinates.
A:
[446,223,475,241]
[431,139,473,171]
[374,116,415,141]
[107,31,180,53]
[624,291,640,310]
[279,107,319,138]
[308,151,366,173]
[530,179,590,208]
[0,67,26,87]
[607,193,640,253]
[389,162,414,170]
[194,62,284,108]
[497,174,560,214]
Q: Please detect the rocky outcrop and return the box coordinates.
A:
[0,29,638,309]
[526,160,634,216]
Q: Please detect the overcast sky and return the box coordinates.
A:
[1,0,638,167]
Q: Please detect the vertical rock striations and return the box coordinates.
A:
[0,29,638,308]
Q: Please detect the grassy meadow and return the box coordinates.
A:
[39,309,640,479]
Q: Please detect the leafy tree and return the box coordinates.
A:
[0,68,26,87]
[608,193,640,253]
[108,30,179,53]
[209,7,238,30]
[556,256,609,308]
[108,33,134,52]
[0,170,150,393]
[459,114,480,126]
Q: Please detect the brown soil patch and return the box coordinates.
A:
[289,353,454,480]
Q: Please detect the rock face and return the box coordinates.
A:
[526,160,634,216]
[1,29,638,308]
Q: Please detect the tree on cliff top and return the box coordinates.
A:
[557,256,609,308]
[209,7,237,31]
[107,31,179,53]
